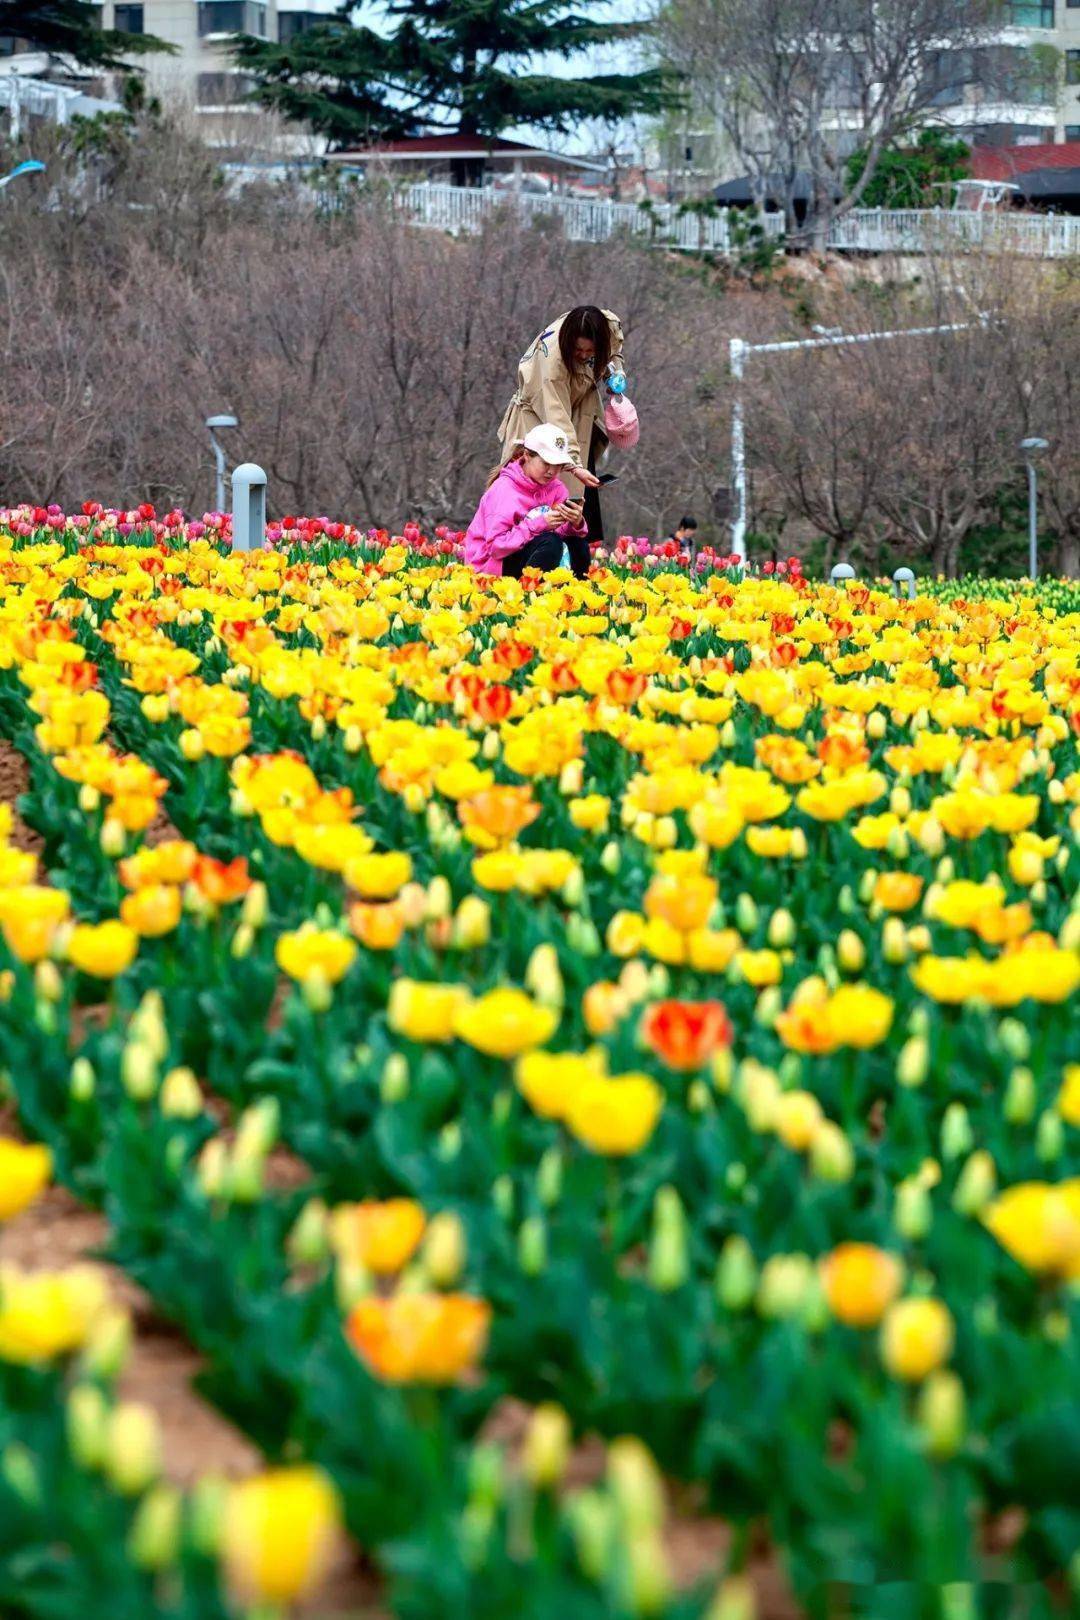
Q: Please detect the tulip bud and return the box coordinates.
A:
[67,1382,109,1469]
[80,1305,132,1382]
[79,783,101,812]
[894,1178,932,1242]
[889,785,911,819]
[688,1079,711,1113]
[940,1583,976,1620]
[754,985,782,1030]
[34,959,62,1003]
[178,729,204,763]
[836,929,865,974]
[121,1039,159,1102]
[570,1490,616,1583]
[756,1253,813,1320]
[230,922,255,960]
[100,818,126,857]
[1003,1066,1036,1126]
[559,759,585,796]
[234,1097,279,1163]
[627,1529,671,1617]
[197,1136,229,1199]
[70,1055,96,1102]
[739,1062,779,1130]
[940,1103,973,1163]
[997,1018,1030,1062]
[128,1483,182,1571]
[381,1052,409,1103]
[422,1211,466,1287]
[710,1046,734,1094]
[767,908,795,948]
[537,1147,563,1207]
[104,1402,161,1495]
[288,1198,329,1267]
[897,1036,929,1089]
[525,943,564,1009]
[518,1215,547,1276]
[453,895,490,950]
[600,840,621,874]
[240,882,268,930]
[882,917,908,964]
[440,1122,463,1163]
[1036,1108,1064,1164]
[566,914,602,957]
[917,1370,966,1460]
[426,876,452,921]
[343,724,362,753]
[810,1121,854,1183]
[708,1575,757,1620]
[608,1436,664,1531]
[158,1066,201,1120]
[648,1187,688,1292]
[917,818,945,857]
[952,1150,996,1217]
[188,1473,228,1557]
[1,1443,41,1507]
[301,968,333,1013]
[715,1235,757,1312]
[735,893,758,935]
[522,1403,571,1490]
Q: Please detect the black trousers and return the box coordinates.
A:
[583,430,603,542]
[502,529,591,580]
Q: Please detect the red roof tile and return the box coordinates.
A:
[972,141,1080,179]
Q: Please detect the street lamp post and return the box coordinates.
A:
[728,317,986,565]
[1020,437,1048,581]
[206,414,238,513]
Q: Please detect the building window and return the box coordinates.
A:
[113,2,144,31]
[197,70,255,104]
[1066,124,1080,138]
[198,0,246,35]
[1008,0,1053,21]
[278,9,324,40]
[1068,49,1080,85]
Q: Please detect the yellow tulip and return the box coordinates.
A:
[66,920,139,979]
[223,1467,342,1604]
[453,987,558,1060]
[0,1140,51,1220]
[880,1297,954,1382]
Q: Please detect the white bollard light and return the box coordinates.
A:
[893,566,916,600]
[231,463,267,553]
[830,563,855,584]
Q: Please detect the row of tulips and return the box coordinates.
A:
[0,514,1078,1618]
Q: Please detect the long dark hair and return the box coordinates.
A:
[559,305,612,379]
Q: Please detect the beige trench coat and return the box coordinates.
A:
[497,309,625,502]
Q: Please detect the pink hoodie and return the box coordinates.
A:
[464,458,588,576]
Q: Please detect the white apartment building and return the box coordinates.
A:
[94,0,336,140]
[920,0,1080,145]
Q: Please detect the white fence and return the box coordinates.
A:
[826,205,1080,258]
[0,75,121,138]
[395,183,785,254]
[397,183,1080,259]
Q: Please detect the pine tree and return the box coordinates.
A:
[231,0,674,154]
[1,0,171,70]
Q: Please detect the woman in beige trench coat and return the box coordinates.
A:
[497,305,624,541]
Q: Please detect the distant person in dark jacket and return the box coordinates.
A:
[666,516,697,550]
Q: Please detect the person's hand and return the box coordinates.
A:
[551,501,583,525]
[569,465,601,489]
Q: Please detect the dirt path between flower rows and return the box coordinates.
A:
[2,739,800,1617]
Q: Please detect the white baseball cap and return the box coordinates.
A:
[518,422,575,466]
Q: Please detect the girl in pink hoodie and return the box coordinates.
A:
[465,422,591,579]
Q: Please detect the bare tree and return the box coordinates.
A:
[651,0,1008,247]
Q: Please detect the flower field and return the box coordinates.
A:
[0,505,1079,1620]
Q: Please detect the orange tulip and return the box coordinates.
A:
[640,999,733,1072]
[458,785,540,847]
[191,855,252,905]
[347,1293,491,1384]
